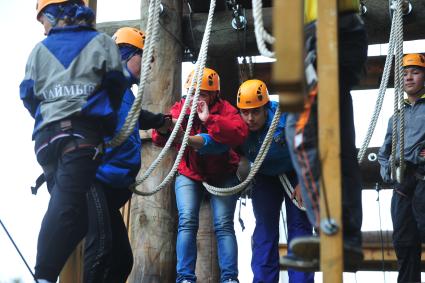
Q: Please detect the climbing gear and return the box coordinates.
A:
[36,0,84,19]
[278,173,306,211]
[184,67,220,91]
[236,79,269,109]
[252,0,275,58]
[403,53,425,68]
[113,27,146,50]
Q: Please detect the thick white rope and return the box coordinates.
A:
[106,0,161,147]
[357,0,405,164]
[130,0,217,196]
[392,0,405,183]
[252,0,275,58]
[203,107,281,196]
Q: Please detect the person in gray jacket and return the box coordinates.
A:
[378,53,425,283]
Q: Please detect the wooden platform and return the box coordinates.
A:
[279,231,425,271]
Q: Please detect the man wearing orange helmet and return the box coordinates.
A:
[152,67,248,283]
[83,27,171,283]
[237,80,314,283]
[378,53,425,282]
[20,1,126,282]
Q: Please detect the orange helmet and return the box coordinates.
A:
[112,27,145,50]
[184,67,220,92]
[237,79,270,109]
[36,0,85,19]
[403,53,425,68]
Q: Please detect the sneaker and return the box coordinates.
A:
[289,235,364,271]
[279,254,319,272]
[181,280,194,283]
[222,280,238,283]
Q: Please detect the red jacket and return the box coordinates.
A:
[152,98,248,182]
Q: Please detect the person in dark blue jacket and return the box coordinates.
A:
[20,1,127,282]
[237,80,314,283]
[194,80,314,282]
[83,27,171,283]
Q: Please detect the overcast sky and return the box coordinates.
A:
[0,0,424,282]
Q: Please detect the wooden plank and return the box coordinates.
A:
[127,0,181,282]
[317,0,343,282]
[96,0,425,59]
[273,0,305,112]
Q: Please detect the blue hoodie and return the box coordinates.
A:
[96,67,165,188]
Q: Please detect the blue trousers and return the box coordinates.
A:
[251,173,314,283]
[175,174,239,283]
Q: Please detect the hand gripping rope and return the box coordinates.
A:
[129,0,217,196]
[202,107,281,196]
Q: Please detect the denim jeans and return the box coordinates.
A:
[175,174,239,283]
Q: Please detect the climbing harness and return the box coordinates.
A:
[358,0,406,185]
[278,173,306,211]
[0,218,39,283]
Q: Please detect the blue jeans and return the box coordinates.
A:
[251,173,314,283]
[175,174,239,283]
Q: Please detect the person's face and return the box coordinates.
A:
[38,14,53,35]
[198,90,217,106]
[404,67,425,95]
[127,53,142,79]
[240,106,267,132]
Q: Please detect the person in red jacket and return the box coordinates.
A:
[152,67,248,283]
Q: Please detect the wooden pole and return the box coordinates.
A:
[317,0,343,282]
[59,1,97,282]
[273,0,304,112]
[127,0,182,282]
[195,198,220,282]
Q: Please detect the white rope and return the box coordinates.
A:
[357,0,405,164]
[130,0,217,196]
[203,107,281,196]
[392,0,405,183]
[278,173,306,211]
[252,0,275,58]
[106,0,161,147]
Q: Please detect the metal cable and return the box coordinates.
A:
[0,218,38,282]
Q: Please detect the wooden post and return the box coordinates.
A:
[273,0,304,112]
[317,0,343,282]
[195,198,220,282]
[127,0,182,282]
[59,1,97,282]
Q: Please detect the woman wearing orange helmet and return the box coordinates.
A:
[237,80,314,283]
[152,67,248,283]
[20,1,126,282]
[378,53,425,282]
[83,27,170,283]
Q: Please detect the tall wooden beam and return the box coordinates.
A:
[317,0,343,281]
[127,0,181,282]
[97,0,425,59]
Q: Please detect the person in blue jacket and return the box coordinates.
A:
[83,27,171,282]
[20,1,127,282]
[195,80,314,283]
